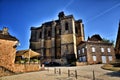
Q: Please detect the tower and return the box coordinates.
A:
[29,12,85,64]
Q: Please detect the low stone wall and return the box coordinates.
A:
[0,66,15,77]
[76,62,87,66]
[0,63,41,74]
[13,64,41,73]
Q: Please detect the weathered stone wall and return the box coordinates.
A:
[61,34,73,44]
[0,39,17,67]
[0,66,15,77]
[29,12,85,63]
[0,39,41,74]
[13,64,40,73]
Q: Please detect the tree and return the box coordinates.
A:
[102,38,114,45]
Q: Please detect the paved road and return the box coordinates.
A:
[0,64,120,80]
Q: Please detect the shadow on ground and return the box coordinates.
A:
[105,71,120,77]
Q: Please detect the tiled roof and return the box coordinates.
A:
[0,32,18,41]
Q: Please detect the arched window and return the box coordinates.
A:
[65,22,69,30]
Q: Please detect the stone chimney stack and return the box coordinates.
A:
[2,27,9,35]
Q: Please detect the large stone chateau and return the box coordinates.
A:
[30,12,85,64]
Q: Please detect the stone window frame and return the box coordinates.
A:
[101,47,104,53]
[92,55,97,61]
[108,56,112,61]
[107,48,111,53]
[91,47,95,52]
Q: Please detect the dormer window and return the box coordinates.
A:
[65,22,69,30]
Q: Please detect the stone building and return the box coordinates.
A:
[115,21,120,59]
[77,34,115,64]
[0,27,18,68]
[30,12,85,64]
[0,27,40,75]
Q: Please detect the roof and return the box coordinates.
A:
[31,12,75,30]
[16,49,40,58]
[0,33,18,41]
[88,34,102,41]
[0,28,18,41]
[78,40,113,47]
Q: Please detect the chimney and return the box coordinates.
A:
[2,27,9,35]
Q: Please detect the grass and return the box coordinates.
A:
[101,63,120,72]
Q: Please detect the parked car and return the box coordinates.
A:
[42,62,49,66]
[49,62,61,66]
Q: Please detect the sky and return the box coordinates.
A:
[0,0,120,50]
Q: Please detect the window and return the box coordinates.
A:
[78,50,81,54]
[75,27,78,34]
[48,31,51,37]
[107,48,111,52]
[93,56,96,61]
[65,22,69,30]
[82,48,84,53]
[101,48,104,52]
[108,56,112,61]
[39,32,42,38]
[79,56,86,62]
[92,47,95,52]
[59,29,61,35]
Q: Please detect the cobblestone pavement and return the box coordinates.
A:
[0,64,120,80]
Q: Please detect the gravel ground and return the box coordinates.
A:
[0,64,120,80]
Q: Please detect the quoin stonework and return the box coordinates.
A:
[30,12,85,64]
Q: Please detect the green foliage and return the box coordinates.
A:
[102,38,114,45]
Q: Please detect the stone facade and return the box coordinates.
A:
[77,34,116,64]
[0,28,40,74]
[115,21,120,59]
[30,12,85,64]
[0,28,18,70]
